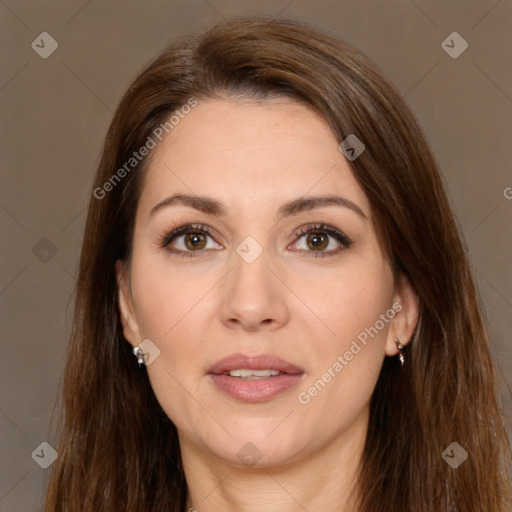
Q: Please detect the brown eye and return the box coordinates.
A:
[305,232,329,251]
[184,232,207,250]
[291,223,352,258]
[160,224,223,257]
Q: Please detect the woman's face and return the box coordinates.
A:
[116,98,418,469]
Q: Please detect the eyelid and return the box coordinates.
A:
[290,223,352,257]
[158,223,223,259]
[159,223,221,248]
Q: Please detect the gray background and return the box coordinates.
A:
[1,0,511,510]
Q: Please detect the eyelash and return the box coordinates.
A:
[158,222,352,259]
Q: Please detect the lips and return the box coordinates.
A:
[207,353,304,376]
[207,353,305,403]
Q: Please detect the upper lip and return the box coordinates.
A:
[207,353,304,375]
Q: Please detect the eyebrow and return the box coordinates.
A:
[148,193,367,221]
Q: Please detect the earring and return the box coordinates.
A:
[133,346,145,367]
[394,338,405,366]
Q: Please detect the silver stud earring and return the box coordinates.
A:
[394,338,405,366]
[133,346,145,367]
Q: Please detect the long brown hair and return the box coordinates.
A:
[44,15,511,511]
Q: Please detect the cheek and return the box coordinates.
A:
[293,257,394,409]
[299,258,394,348]
[129,253,213,341]
[129,259,213,431]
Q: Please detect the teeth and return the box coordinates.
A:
[227,369,281,379]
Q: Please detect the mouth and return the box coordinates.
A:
[207,353,305,402]
[221,368,285,379]
[207,353,304,376]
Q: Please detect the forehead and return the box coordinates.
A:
[137,98,371,219]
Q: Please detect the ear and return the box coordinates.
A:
[384,272,420,357]
[115,259,142,348]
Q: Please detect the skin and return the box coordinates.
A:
[116,98,419,512]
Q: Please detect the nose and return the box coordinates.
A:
[219,245,290,332]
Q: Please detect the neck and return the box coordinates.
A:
[180,407,368,512]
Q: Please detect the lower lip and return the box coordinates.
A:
[208,373,304,402]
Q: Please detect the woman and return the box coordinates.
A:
[44,15,511,512]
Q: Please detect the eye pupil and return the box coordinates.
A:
[307,232,328,250]
[185,232,206,250]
